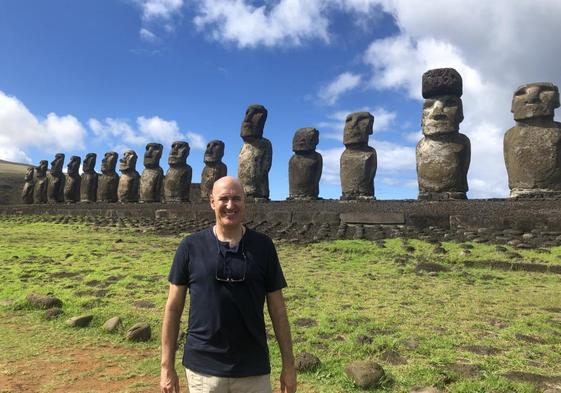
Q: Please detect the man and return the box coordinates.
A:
[160,176,297,393]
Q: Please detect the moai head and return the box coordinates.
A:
[143,143,163,169]
[67,156,81,176]
[240,104,268,142]
[168,141,190,167]
[36,160,48,177]
[50,153,65,174]
[292,128,319,152]
[101,152,118,174]
[343,112,374,146]
[119,150,137,173]
[511,82,560,121]
[421,68,464,136]
[83,153,97,173]
[204,140,225,164]
[24,166,34,181]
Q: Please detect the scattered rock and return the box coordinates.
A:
[459,250,471,257]
[356,335,373,345]
[410,388,442,393]
[502,371,561,389]
[27,293,63,309]
[44,308,63,320]
[403,339,419,350]
[345,361,385,389]
[415,262,450,273]
[66,314,93,328]
[495,245,507,252]
[515,333,546,344]
[294,318,317,328]
[295,352,321,372]
[102,316,123,332]
[445,362,482,378]
[126,322,151,342]
[379,349,407,365]
[133,300,156,309]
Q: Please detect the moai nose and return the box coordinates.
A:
[526,87,541,103]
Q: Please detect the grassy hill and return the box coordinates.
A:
[0,159,31,205]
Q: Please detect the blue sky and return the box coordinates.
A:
[1,0,561,200]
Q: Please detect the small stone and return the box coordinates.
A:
[459,250,471,257]
[522,233,534,241]
[102,316,123,332]
[410,388,442,393]
[356,335,373,345]
[126,322,151,342]
[27,293,63,309]
[66,314,93,327]
[345,361,385,389]
[44,308,63,320]
[495,245,507,252]
[295,352,321,372]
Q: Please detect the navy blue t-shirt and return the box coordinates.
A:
[168,227,287,377]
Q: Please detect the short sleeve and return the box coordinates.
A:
[168,238,190,286]
[265,238,287,293]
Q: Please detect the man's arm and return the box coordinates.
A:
[267,289,297,393]
[160,284,187,393]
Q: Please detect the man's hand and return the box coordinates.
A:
[280,363,297,393]
[160,366,181,393]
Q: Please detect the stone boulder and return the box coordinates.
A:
[102,316,123,333]
[126,322,151,342]
[66,314,94,327]
[295,352,321,372]
[27,293,63,309]
[345,361,385,389]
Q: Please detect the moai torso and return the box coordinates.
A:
[64,156,81,203]
[164,141,192,202]
[47,154,65,203]
[140,143,164,203]
[288,128,322,200]
[340,112,377,200]
[200,140,227,201]
[416,68,470,200]
[504,82,561,197]
[34,160,48,204]
[118,150,140,203]
[237,105,272,201]
[21,167,34,204]
[80,153,98,202]
[98,152,119,203]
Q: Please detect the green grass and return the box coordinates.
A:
[1,219,561,392]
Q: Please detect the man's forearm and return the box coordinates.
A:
[161,306,182,368]
[267,291,295,366]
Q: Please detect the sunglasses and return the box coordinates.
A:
[214,237,247,283]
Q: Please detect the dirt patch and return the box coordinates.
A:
[463,344,503,355]
[294,318,317,328]
[502,371,561,389]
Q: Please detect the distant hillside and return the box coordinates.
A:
[0,159,31,204]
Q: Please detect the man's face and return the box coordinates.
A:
[240,106,267,141]
[204,140,225,163]
[210,179,245,229]
[169,141,189,166]
[343,112,373,145]
[421,95,463,135]
[512,83,560,120]
[101,152,117,174]
[144,143,163,168]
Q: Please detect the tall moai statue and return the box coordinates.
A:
[288,128,322,200]
[64,155,81,203]
[21,166,35,204]
[504,82,561,198]
[98,152,119,203]
[164,141,192,202]
[118,150,140,203]
[47,153,65,203]
[201,140,227,201]
[140,143,164,203]
[340,112,377,200]
[80,153,98,203]
[416,68,470,200]
[33,160,48,204]
[238,104,272,201]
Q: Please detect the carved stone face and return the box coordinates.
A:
[83,153,96,173]
[119,150,137,172]
[168,141,190,166]
[67,156,81,176]
[25,166,34,181]
[240,105,267,141]
[511,82,560,121]
[101,152,118,174]
[343,112,374,145]
[143,143,163,168]
[50,154,65,174]
[204,140,225,163]
[292,128,319,152]
[36,160,48,177]
[421,95,463,136]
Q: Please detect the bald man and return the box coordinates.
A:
[160,177,297,393]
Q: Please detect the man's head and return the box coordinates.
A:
[204,140,225,164]
[421,95,463,135]
[119,150,137,172]
[101,152,118,174]
[292,127,319,152]
[343,112,374,146]
[168,141,190,167]
[240,104,267,141]
[50,153,65,174]
[210,176,246,229]
[67,156,81,176]
[83,153,96,173]
[144,143,163,168]
[511,82,560,121]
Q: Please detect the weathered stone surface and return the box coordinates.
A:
[102,316,123,332]
[33,160,49,204]
[345,361,385,389]
[21,166,34,204]
[47,153,65,203]
[27,293,63,309]
[66,314,93,328]
[422,68,462,99]
[504,82,561,198]
[238,104,272,201]
[140,143,164,203]
[201,140,227,201]
[80,153,98,203]
[340,112,377,200]
[126,322,151,342]
[64,155,81,203]
[340,212,404,225]
[118,150,140,203]
[44,307,63,320]
[98,152,120,203]
[288,128,322,200]
[295,352,321,372]
[164,141,192,202]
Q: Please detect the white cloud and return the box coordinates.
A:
[317,147,344,185]
[319,72,362,105]
[138,0,183,21]
[319,106,397,141]
[373,138,415,173]
[140,27,158,42]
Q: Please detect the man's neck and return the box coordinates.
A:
[214,224,245,247]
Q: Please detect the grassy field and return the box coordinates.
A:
[0,159,29,205]
[1,217,560,392]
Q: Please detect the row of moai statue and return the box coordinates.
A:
[21,67,561,204]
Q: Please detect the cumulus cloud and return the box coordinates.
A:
[317,147,344,185]
[319,106,397,142]
[135,0,184,41]
[319,72,362,105]
[140,28,158,42]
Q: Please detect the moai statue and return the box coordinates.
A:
[80,153,98,203]
[64,155,81,203]
[288,128,322,200]
[118,150,140,203]
[21,166,35,204]
[98,152,119,203]
[33,160,48,204]
[340,112,377,200]
[47,153,65,203]
[200,140,227,201]
[140,143,164,203]
[416,68,470,200]
[237,104,272,201]
[504,82,561,198]
[164,141,192,202]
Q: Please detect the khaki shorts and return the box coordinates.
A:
[185,368,272,393]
